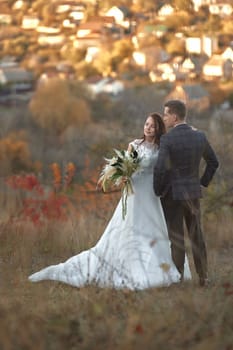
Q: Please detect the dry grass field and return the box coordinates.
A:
[0,183,232,350]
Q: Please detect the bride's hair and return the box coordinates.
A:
[142,112,166,146]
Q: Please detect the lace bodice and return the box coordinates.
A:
[130,139,159,173]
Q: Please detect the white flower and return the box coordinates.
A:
[97,146,141,219]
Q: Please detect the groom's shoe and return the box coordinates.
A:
[179,272,184,283]
[199,277,210,287]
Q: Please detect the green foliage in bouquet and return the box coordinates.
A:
[98,146,141,219]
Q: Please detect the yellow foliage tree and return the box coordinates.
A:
[0,131,32,175]
[29,79,91,136]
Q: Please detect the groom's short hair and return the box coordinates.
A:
[164,100,186,120]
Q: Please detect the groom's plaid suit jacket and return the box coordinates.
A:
[153,124,219,200]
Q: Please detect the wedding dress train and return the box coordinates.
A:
[29,140,191,290]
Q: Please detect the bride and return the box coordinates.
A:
[29,113,191,290]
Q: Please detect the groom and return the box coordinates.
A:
[153,99,219,286]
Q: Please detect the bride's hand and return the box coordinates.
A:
[121,176,128,184]
[96,182,103,192]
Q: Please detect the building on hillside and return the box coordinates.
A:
[76,21,104,38]
[73,35,101,49]
[0,67,34,93]
[185,36,218,57]
[38,34,66,46]
[105,6,130,23]
[12,0,24,10]
[104,6,132,30]
[74,18,116,49]
[37,62,75,86]
[85,46,100,63]
[86,76,124,97]
[221,47,233,61]
[0,12,12,25]
[166,84,210,111]
[157,4,175,17]
[0,56,18,68]
[36,26,61,34]
[192,0,214,11]
[209,2,233,16]
[21,15,40,30]
[203,55,233,80]
[132,47,170,70]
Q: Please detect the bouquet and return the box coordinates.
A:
[97,146,141,219]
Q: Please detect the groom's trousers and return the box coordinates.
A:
[161,190,208,280]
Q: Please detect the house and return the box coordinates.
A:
[0,56,18,68]
[0,13,12,25]
[166,84,210,111]
[38,34,66,46]
[85,46,100,63]
[105,6,129,22]
[209,2,233,16]
[73,34,102,49]
[185,37,202,55]
[132,47,170,70]
[187,54,209,76]
[74,19,113,49]
[63,19,77,29]
[156,62,176,82]
[55,4,71,14]
[88,15,116,28]
[192,0,213,12]
[157,4,175,17]
[86,76,124,96]
[69,10,85,21]
[203,55,232,80]
[12,0,24,10]
[181,58,195,72]
[221,47,233,61]
[76,21,104,38]
[0,67,34,92]
[37,62,75,86]
[21,15,40,30]
[185,36,218,57]
[35,26,66,46]
[36,26,61,34]
[104,6,131,29]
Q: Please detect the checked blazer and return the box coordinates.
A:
[153,124,219,200]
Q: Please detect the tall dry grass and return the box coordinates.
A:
[0,182,232,350]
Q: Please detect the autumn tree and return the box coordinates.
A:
[203,14,222,34]
[166,38,186,56]
[0,131,33,175]
[61,45,87,65]
[29,79,91,138]
[222,19,233,36]
[112,39,134,62]
[163,11,190,32]
[93,49,113,76]
[172,0,194,12]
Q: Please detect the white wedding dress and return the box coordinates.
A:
[29,139,191,290]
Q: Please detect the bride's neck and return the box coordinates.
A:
[144,138,155,144]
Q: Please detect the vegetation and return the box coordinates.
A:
[0,163,232,350]
[0,93,232,348]
[0,0,232,342]
[29,79,91,137]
